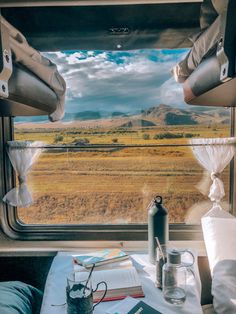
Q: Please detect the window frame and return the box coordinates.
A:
[0,108,235,241]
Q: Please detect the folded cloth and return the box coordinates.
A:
[1,16,66,122]
[200,0,228,30]
[212,260,236,314]
[172,14,220,83]
[172,0,229,83]
[0,281,43,314]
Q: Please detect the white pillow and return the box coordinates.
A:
[202,206,236,314]
[212,260,236,314]
[201,205,236,274]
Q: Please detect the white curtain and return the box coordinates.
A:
[190,137,236,214]
[3,141,44,207]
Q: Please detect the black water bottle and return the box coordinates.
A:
[148,196,168,264]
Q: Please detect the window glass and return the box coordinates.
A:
[14,49,231,225]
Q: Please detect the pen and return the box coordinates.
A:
[134,307,144,314]
[83,263,95,294]
[73,258,83,266]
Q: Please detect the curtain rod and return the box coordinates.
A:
[6,143,236,149]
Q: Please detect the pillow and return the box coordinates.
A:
[212,260,236,314]
[0,281,43,314]
[201,206,236,273]
[202,207,236,314]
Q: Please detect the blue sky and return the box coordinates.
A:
[45,49,189,115]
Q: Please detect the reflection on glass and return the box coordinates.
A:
[14,49,231,225]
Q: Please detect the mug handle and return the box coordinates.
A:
[180,249,195,267]
[184,249,195,267]
[92,281,107,309]
[179,250,195,279]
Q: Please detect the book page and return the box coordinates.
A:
[74,259,132,272]
[75,267,141,291]
[92,267,141,290]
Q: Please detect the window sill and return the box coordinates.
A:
[0,240,207,257]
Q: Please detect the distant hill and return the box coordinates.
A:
[141,104,230,125]
[64,111,102,121]
[164,112,197,125]
[120,119,156,128]
[111,112,129,118]
[63,111,128,121]
[15,104,230,128]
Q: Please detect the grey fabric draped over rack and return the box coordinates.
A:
[0,15,66,121]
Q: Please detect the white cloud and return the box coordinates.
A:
[65,52,87,64]
[45,49,187,112]
[159,77,185,107]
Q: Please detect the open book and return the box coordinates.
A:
[74,259,144,302]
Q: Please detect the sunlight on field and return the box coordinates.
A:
[15,124,229,145]
[15,124,230,225]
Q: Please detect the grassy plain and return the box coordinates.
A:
[14,123,230,225]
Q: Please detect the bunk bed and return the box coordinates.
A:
[173,0,236,107]
[0,15,66,121]
[0,12,65,314]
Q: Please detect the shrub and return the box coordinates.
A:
[72,137,90,145]
[142,133,150,140]
[54,134,64,143]
[184,133,196,138]
[112,138,118,143]
[153,132,181,139]
[153,132,198,140]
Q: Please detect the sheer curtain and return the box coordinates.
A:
[3,141,44,207]
[190,137,236,216]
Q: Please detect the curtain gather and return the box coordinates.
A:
[190,137,236,215]
[3,141,44,207]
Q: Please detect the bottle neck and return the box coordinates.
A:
[167,261,181,266]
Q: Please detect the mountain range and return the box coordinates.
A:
[139,104,230,126]
[15,104,230,127]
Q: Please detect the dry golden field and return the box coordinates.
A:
[14,123,230,225]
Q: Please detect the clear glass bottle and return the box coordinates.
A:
[162,249,187,305]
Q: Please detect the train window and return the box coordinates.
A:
[10,48,232,240]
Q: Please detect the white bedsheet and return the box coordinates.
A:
[40,251,203,314]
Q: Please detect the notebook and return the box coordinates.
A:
[106,297,162,314]
[128,301,162,314]
[73,249,129,268]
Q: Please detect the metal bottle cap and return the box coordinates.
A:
[167,249,181,264]
[154,195,162,205]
